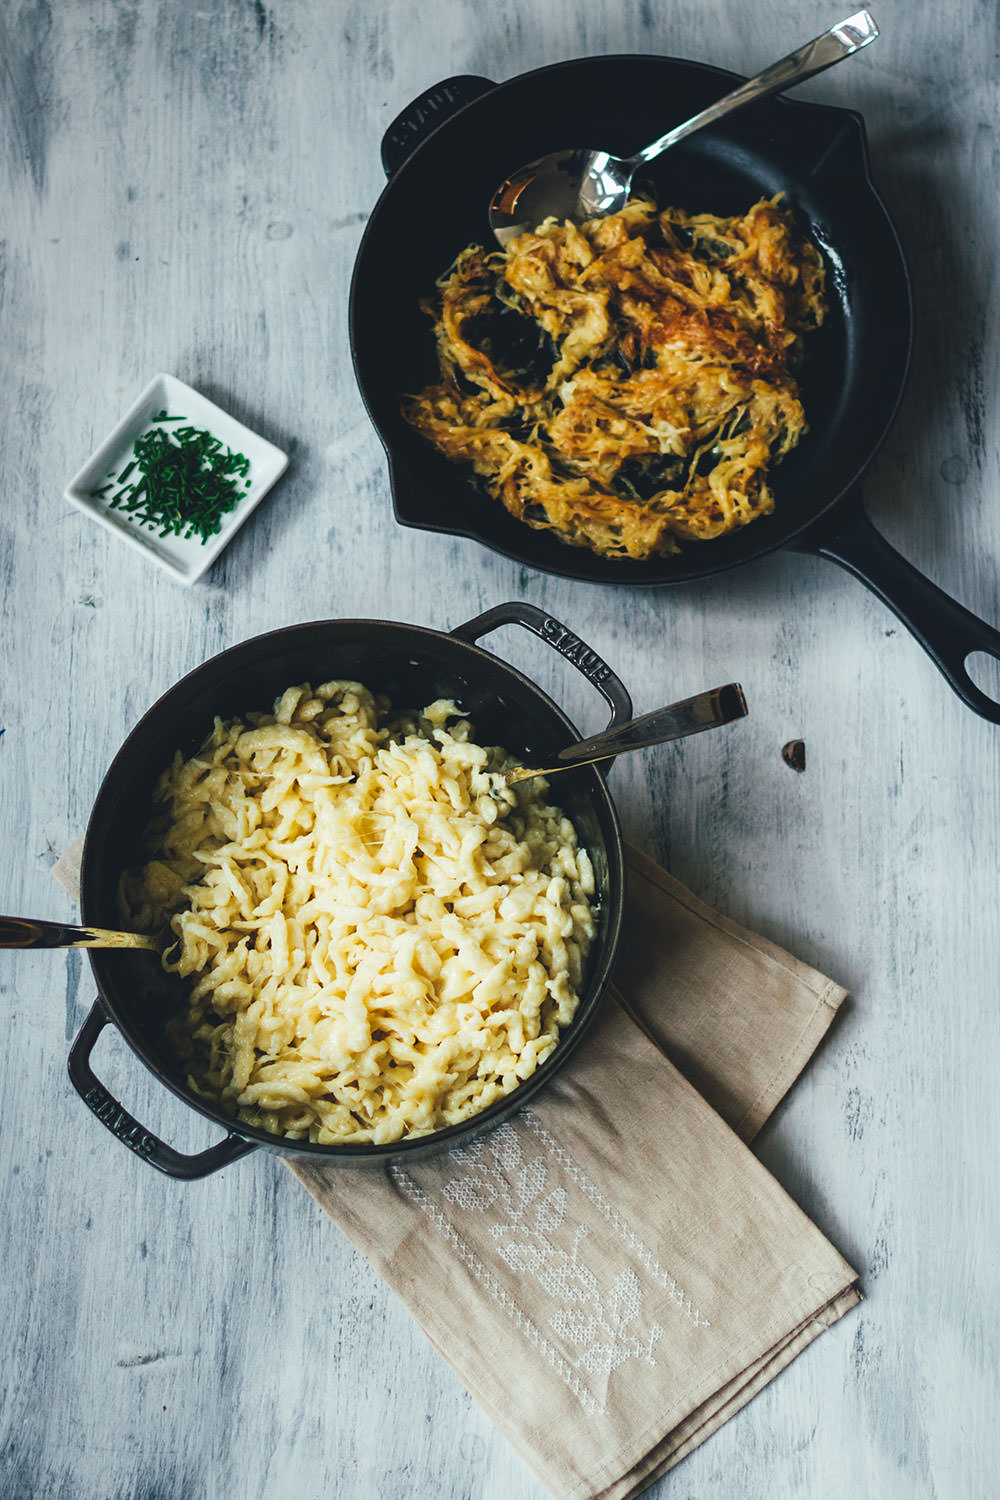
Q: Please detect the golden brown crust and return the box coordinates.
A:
[403,196,826,560]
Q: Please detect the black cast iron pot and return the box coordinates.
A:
[68,603,629,1178]
[350,55,1000,722]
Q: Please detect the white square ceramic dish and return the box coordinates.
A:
[65,373,288,584]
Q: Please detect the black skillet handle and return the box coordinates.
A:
[381,75,496,178]
[793,491,1000,723]
[451,602,633,760]
[68,1002,259,1179]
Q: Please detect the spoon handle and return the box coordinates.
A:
[507,682,747,782]
[0,915,159,950]
[629,10,879,168]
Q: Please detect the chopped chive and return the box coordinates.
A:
[94,414,252,544]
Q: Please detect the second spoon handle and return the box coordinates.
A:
[507,683,747,783]
[630,10,879,169]
[0,915,160,950]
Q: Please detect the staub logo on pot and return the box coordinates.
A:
[539,617,611,684]
[84,1085,156,1159]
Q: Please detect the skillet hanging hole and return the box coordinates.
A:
[963,651,1000,706]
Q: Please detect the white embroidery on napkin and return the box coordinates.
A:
[390,1111,708,1415]
[391,1162,604,1415]
[520,1110,709,1329]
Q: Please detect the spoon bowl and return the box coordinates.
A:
[489,10,878,245]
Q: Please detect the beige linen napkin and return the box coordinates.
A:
[55,841,857,1498]
[290,846,858,1500]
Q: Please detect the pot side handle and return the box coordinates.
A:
[68,1003,259,1179]
[451,602,633,751]
[793,491,1000,723]
[381,75,496,178]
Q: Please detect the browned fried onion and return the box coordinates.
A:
[402,196,826,560]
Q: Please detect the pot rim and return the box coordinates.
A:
[77,610,627,1167]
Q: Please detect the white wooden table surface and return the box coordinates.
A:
[2,2,998,1496]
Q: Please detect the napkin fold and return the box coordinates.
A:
[612,848,846,1142]
[290,847,858,1500]
[54,840,857,1498]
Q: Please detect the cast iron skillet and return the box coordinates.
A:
[68,603,628,1179]
[350,56,1000,723]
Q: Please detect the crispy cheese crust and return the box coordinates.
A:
[403,196,826,560]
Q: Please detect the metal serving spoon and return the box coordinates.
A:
[505,681,747,784]
[2,685,746,947]
[489,11,878,247]
[0,917,162,951]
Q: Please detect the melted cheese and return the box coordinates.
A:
[404,196,826,560]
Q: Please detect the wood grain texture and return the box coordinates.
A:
[1,1,998,1496]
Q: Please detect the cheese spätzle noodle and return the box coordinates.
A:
[121,682,596,1145]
